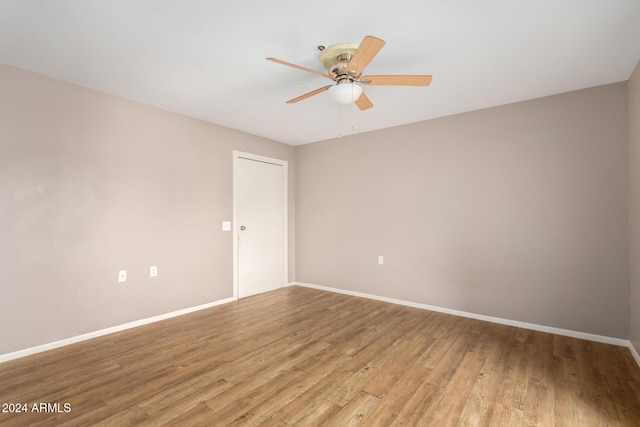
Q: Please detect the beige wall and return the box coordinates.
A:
[0,65,295,355]
[629,59,640,352]
[1,62,634,356]
[296,82,629,338]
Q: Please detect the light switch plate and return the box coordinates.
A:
[378,256,384,265]
[118,270,127,282]
[222,221,231,231]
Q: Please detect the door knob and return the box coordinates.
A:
[240,226,246,231]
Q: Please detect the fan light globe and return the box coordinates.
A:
[328,83,363,104]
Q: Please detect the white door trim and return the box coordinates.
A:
[232,151,288,300]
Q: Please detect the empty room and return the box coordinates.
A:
[2,1,640,425]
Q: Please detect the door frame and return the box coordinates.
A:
[232,150,288,300]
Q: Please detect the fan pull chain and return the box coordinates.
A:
[351,93,356,134]
[338,104,343,138]
[336,104,358,138]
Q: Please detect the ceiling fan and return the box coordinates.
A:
[267,35,432,110]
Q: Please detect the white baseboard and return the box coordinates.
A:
[293,282,631,348]
[5,284,638,369]
[0,296,236,364]
[629,342,640,367]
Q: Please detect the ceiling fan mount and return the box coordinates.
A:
[267,35,432,110]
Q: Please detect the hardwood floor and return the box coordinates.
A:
[1,285,640,426]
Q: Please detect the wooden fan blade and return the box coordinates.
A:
[286,85,332,103]
[266,57,334,80]
[354,92,373,111]
[360,75,433,86]
[345,35,386,77]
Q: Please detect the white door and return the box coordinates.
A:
[234,152,287,299]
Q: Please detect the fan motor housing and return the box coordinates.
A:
[320,43,359,77]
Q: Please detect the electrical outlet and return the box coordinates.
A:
[150,265,158,277]
[118,270,127,282]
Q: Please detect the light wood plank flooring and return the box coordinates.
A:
[1,286,640,426]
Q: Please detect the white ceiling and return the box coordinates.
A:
[2,1,640,146]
